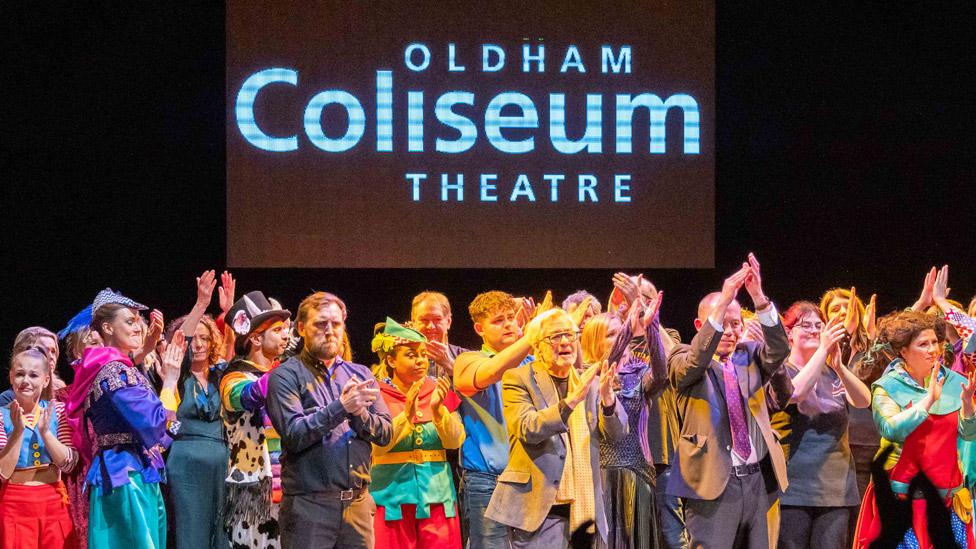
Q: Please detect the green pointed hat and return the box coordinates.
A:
[371,317,427,355]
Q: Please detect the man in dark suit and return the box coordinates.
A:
[667,255,792,548]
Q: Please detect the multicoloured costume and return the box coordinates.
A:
[220,357,281,549]
[65,346,171,549]
[372,375,465,549]
[370,317,465,549]
[855,361,976,548]
[0,399,79,549]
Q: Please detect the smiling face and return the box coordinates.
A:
[412,299,452,344]
[299,303,345,362]
[9,352,50,404]
[900,328,943,377]
[101,307,145,354]
[537,313,580,372]
[789,311,824,353]
[826,296,850,323]
[388,342,429,386]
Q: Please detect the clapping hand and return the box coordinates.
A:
[341,377,381,418]
[158,329,187,386]
[402,379,424,421]
[843,287,860,336]
[612,272,641,312]
[912,267,937,311]
[961,370,976,419]
[569,295,595,328]
[35,403,52,437]
[597,360,619,407]
[8,401,26,433]
[863,294,878,341]
[429,376,452,419]
[820,317,848,370]
[426,340,454,374]
[743,253,767,307]
[566,361,601,409]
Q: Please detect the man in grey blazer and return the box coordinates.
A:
[667,255,792,548]
[486,308,628,548]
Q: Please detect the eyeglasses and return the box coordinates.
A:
[543,331,581,345]
[796,321,825,332]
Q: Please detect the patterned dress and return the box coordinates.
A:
[220,358,280,549]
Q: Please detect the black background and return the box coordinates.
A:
[3,2,975,386]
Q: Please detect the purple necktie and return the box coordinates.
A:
[721,357,752,461]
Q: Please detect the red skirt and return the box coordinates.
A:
[855,482,975,549]
[0,481,78,549]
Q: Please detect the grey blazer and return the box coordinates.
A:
[666,319,791,500]
[485,361,628,540]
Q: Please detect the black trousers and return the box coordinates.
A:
[684,471,771,549]
[279,490,376,549]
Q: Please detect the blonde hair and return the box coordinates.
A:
[297,291,348,325]
[581,313,615,364]
[819,288,869,352]
[9,349,54,401]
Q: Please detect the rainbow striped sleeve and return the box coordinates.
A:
[221,371,258,413]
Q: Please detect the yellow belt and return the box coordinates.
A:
[954,488,973,524]
[372,449,447,465]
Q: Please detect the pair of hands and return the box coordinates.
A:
[842,286,878,341]
[194,270,237,313]
[515,290,555,329]
[566,359,618,410]
[339,376,381,419]
[5,401,53,436]
[403,376,452,421]
[914,265,952,312]
[717,253,768,313]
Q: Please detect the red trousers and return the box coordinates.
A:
[374,502,461,549]
[0,481,78,549]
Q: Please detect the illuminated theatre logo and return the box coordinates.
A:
[235,43,701,203]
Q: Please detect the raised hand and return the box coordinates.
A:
[217,271,237,313]
[612,272,640,309]
[716,265,750,319]
[569,295,595,328]
[932,265,952,311]
[515,297,535,329]
[533,290,554,319]
[863,294,878,341]
[598,360,619,407]
[402,379,424,421]
[566,362,601,409]
[912,267,937,311]
[196,270,217,308]
[843,287,860,336]
[743,318,765,345]
[429,376,452,416]
[743,253,767,305]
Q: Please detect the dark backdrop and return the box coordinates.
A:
[3,2,975,386]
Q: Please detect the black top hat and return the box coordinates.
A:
[226,291,291,339]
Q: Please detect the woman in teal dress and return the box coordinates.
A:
[166,308,230,549]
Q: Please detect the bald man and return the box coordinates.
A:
[666,257,792,549]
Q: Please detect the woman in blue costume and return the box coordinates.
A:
[65,288,184,549]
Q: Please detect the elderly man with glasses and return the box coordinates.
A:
[484,308,627,548]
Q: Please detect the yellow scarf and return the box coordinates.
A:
[552,366,595,533]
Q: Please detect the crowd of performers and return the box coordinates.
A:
[0,255,974,549]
